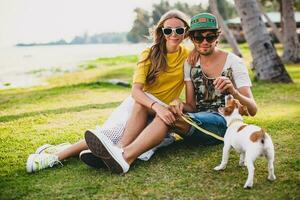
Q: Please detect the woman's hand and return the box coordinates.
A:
[168,98,184,116]
[152,103,176,125]
[213,76,237,95]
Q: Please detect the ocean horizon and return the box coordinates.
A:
[0,43,148,89]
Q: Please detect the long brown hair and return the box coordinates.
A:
[139,10,189,85]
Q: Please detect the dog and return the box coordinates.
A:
[214,95,276,188]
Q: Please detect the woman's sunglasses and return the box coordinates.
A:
[162,27,186,36]
[192,34,218,43]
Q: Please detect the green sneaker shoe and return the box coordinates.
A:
[35,143,71,154]
[26,153,61,173]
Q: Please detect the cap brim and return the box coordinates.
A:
[188,27,219,32]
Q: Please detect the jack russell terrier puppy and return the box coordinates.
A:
[214,95,276,188]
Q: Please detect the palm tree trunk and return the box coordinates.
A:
[257,0,283,44]
[281,0,300,63]
[209,0,242,57]
[234,0,292,83]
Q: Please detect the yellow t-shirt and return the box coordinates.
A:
[133,45,189,104]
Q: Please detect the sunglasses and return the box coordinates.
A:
[162,27,186,36]
[192,34,218,43]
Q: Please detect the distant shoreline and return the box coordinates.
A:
[0,43,148,90]
[15,31,143,47]
[15,42,133,47]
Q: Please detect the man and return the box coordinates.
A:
[169,12,257,145]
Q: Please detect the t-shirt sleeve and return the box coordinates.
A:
[132,49,151,84]
[230,54,252,88]
[184,60,192,81]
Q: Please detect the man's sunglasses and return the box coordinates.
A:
[162,27,186,36]
[192,34,218,43]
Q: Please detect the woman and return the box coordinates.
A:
[169,13,257,145]
[26,10,190,173]
[84,10,191,174]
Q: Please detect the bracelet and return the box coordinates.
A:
[150,101,157,109]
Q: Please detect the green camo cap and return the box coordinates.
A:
[189,13,219,31]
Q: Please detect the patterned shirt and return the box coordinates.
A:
[190,65,233,112]
[184,52,252,112]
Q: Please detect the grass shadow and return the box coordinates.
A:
[0,81,129,100]
[0,81,130,111]
[0,101,121,123]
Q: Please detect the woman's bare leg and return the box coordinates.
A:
[55,139,88,161]
[119,102,149,147]
[123,116,168,164]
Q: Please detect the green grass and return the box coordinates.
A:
[0,49,299,200]
[48,55,137,87]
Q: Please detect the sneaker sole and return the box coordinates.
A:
[26,154,36,173]
[80,151,106,169]
[85,130,124,174]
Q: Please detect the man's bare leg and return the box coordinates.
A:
[55,139,88,161]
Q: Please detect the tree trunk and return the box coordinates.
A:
[234,0,292,83]
[281,0,300,63]
[257,0,283,44]
[209,0,243,57]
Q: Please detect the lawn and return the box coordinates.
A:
[0,45,299,200]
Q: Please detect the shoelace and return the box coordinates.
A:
[36,155,63,170]
[49,159,63,168]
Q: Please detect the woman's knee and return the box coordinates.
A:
[132,102,148,114]
[153,115,164,124]
[151,115,169,132]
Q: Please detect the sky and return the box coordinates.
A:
[0,0,207,46]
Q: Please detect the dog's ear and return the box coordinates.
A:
[224,106,234,116]
[224,98,236,116]
[226,94,233,102]
[226,98,235,107]
[234,100,240,108]
[239,105,249,116]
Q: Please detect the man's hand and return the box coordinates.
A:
[213,76,237,95]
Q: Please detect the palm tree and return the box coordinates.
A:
[257,0,283,44]
[209,0,242,57]
[234,0,292,83]
[281,0,300,63]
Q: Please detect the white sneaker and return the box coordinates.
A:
[26,153,61,173]
[85,130,129,174]
[35,143,72,154]
[79,149,106,169]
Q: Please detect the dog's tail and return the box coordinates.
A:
[250,129,266,144]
